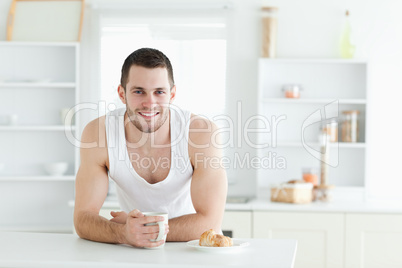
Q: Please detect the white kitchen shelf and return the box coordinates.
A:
[0,82,76,88]
[257,58,368,189]
[0,41,79,47]
[0,125,76,131]
[262,98,367,105]
[269,142,366,149]
[261,58,368,64]
[0,41,80,229]
[0,176,75,181]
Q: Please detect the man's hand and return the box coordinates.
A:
[118,209,169,248]
[110,211,128,224]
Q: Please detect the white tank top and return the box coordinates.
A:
[105,107,196,219]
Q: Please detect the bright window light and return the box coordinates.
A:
[100,19,227,120]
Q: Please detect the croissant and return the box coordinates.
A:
[199,229,233,247]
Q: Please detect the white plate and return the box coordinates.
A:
[186,239,250,253]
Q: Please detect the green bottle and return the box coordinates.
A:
[340,10,355,58]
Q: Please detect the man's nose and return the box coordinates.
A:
[142,94,157,109]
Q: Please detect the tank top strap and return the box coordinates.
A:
[169,106,191,165]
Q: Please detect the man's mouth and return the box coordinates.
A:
[138,111,160,119]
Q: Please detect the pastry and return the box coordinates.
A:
[199,229,233,247]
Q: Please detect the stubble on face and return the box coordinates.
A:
[126,102,169,133]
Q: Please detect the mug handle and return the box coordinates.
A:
[156,221,165,241]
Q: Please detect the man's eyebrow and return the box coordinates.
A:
[129,86,168,91]
[129,86,144,90]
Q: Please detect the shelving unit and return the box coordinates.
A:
[0,82,76,88]
[0,41,79,231]
[0,125,76,131]
[257,58,368,191]
[0,175,75,181]
[262,98,367,104]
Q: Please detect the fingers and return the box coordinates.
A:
[124,209,169,248]
[110,217,119,223]
[141,224,169,234]
[109,211,128,224]
[128,209,165,223]
[141,239,166,248]
[128,209,144,218]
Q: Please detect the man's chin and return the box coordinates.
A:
[133,122,162,133]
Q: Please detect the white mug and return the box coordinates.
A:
[143,212,168,249]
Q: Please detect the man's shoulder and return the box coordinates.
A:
[189,114,218,132]
[188,114,220,151]
[81,115,106,143]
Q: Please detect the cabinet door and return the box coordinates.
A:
[345,213,402,268]
[221,211,252,238]
[254,211,344,268]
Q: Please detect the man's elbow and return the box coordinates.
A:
[197,212,224,234]
[73,211,89,239]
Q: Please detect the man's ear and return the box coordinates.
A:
[118,85,126,104]
[170,85,176,103]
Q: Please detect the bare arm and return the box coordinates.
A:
[74,118,165,247]
[166,116,228,241]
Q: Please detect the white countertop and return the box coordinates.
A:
[97,193,402,214]
[0,232,297,268]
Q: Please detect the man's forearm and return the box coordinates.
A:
[74,211,126,244]
[166,213,221,241]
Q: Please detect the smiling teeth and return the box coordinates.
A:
[140,112,158,116]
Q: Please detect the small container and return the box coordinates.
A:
[261,7,278,58]
[271,181,313,204]
[282,84,302,98]
[316,184,335,202]
[321,119,338,142]
[341,110,359,142]
[302,167,319,186]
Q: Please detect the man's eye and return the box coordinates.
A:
[156,91,165,94]
[133,90,142,94]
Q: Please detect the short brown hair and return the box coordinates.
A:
[120,48,175,90]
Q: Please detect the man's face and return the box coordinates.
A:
[118,65,175,133]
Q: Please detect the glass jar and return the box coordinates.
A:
[302,167,319,186]
[282,84,302,98]
[321,119,338,142]
[341,110,359,142]
[261,6,278,58]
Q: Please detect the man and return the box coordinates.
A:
[74,48,228,248]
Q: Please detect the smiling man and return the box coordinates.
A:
[73,48,228,248]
